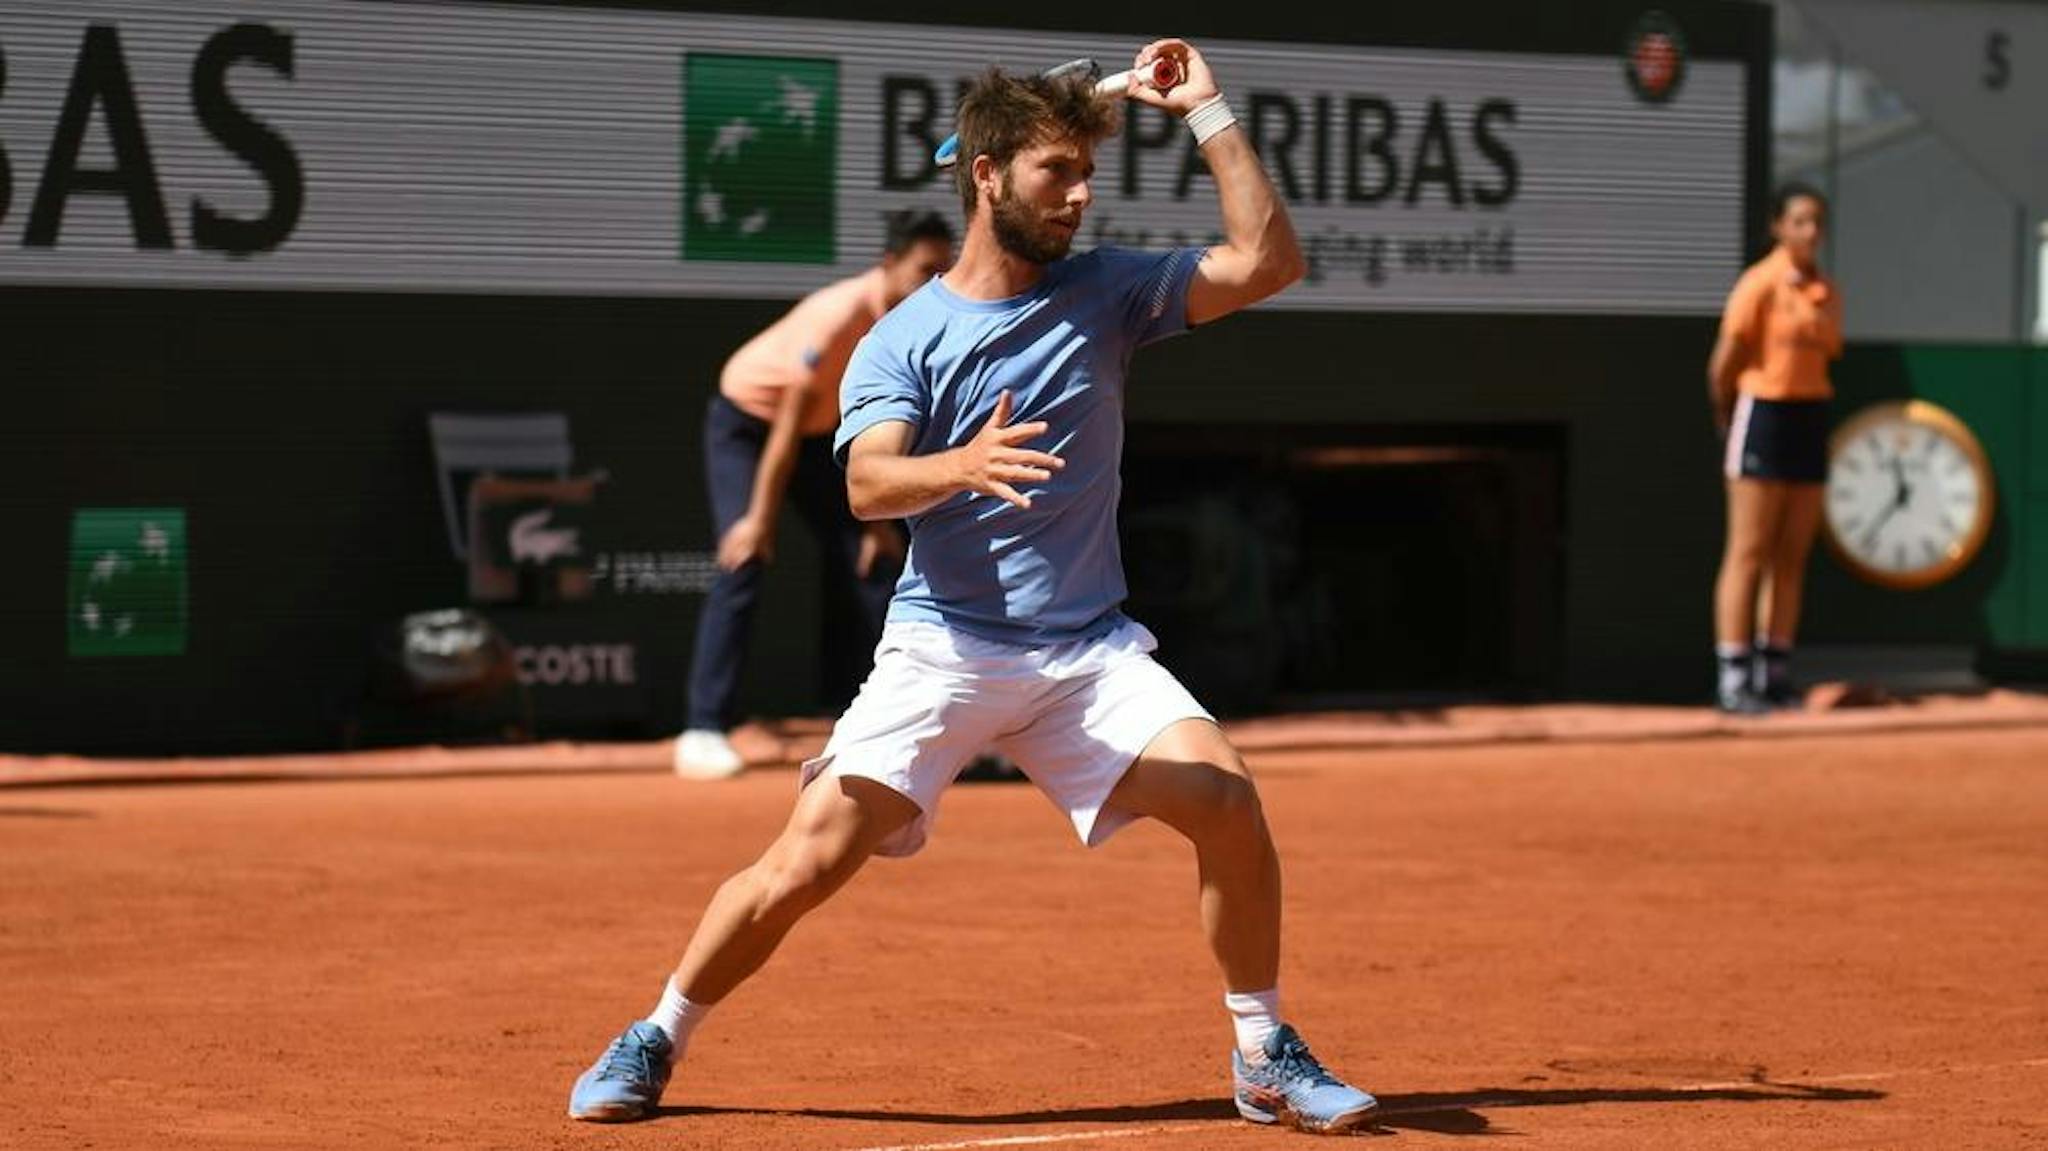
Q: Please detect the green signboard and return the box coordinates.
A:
[68,508,188,658]
[682,53,839,263]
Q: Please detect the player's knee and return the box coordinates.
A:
[752,843,855,920]
[1190,766,1266,843]
[751,860,827,921]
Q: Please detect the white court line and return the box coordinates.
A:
[838,1056,2048,1151]
[843,1125,1209,1151]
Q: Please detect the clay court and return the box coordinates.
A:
[5,720,2046,1150]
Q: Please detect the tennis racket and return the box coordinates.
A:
[933,56,1183,169]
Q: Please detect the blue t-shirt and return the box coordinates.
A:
[836,246,1203,645]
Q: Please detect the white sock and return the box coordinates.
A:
[1225,988,1282,1063]
[645,980,711,1054]
[1716,644,1752,695]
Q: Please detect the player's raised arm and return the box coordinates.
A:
[845,392,1065,521]
[1124,39,1305,327]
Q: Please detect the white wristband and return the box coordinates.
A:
[1184,93,1238,146]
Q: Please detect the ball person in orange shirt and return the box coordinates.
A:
[675,211,956,778]
[1706,184,1841,713]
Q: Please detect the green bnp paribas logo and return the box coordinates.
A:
[68,507,188,658]
[683,54,838,263]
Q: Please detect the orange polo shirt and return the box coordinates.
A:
[720,271,885,438]
[1719,246,1842,402]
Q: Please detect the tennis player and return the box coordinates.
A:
[571,39,1378,1135]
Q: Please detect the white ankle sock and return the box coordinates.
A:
[1716,644,1752,695]
[645,980,711,1053]
[1225,988,1282,1063]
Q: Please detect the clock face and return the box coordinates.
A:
[1825,402,1993,589]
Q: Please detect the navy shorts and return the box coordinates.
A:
[1724,395,1829,484]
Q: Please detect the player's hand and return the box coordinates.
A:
[958,391,1064,510]
[717,513,774,571]
[856,521,906,579]
[1127,39,1219,116]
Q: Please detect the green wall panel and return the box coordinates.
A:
[2031,351,2048,498]
[1807,344,2037,651]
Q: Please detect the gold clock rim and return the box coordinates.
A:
[1823,399,1996,591]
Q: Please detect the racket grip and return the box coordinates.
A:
[1095,56,1185,95]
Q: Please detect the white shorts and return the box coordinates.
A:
[800,616,1214,857]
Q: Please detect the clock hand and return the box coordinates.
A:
[1860,499,1900,555]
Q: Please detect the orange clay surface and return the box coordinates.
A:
[4,725,2046,1150]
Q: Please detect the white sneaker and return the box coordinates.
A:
[672,729,745,780]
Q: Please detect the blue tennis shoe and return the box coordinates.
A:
[568,1021,673,1122]
[1231,1024,1378,1134]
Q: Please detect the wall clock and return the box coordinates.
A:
[1824,400,1995,590]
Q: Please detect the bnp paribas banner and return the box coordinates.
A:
[0,1,1746,314]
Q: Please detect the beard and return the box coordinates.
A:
[990,178,1075,265]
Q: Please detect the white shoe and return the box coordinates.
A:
[672,729,745,780]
